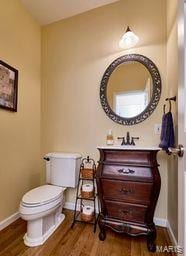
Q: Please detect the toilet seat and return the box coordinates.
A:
[20,185,66,215]
[22,185,65,207]
[22,185,65,206]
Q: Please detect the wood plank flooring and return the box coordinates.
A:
[0,210,175,256]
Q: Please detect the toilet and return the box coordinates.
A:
[19,152,81,247]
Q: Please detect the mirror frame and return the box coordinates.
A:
[100,54,162,125]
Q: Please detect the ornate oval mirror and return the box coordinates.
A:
[100,54,161,125]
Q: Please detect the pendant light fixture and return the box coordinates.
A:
[119,26,139,49]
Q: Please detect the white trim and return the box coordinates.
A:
[0,212,20,231]
[64,202,79,211]
[167,220,178,246]
[154,217,167,227]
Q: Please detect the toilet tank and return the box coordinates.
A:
[44,152,82,188]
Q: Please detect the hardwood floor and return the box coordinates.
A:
[0,210,175,256]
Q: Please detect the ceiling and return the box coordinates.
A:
[21,0,119,25]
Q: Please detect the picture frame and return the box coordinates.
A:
[0,60,18,112]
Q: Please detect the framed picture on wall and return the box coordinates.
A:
[0,60,18,112]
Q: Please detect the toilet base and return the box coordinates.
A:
[24,213,65,247]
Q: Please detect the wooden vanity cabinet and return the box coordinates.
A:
[96,147,161,252]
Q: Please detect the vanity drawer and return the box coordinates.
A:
[104,150,152,166]
[102,179,152,204]
[105,200,147,223]
[102,164,152,181]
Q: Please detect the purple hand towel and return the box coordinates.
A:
[159,111,175,151]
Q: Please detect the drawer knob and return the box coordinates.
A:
[119,209,132,215]
[119,188,133,194]
[117,168,135,174]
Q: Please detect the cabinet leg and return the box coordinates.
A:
[147,224,157,252]
[71,221,75,229]
[99,230,106,241]
[98,222,106,241]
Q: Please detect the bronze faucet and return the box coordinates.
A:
[118,132,139,146]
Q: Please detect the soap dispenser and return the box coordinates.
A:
[106,130,114,145]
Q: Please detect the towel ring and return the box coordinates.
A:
[163,104,166,114]
[163,100,172,114]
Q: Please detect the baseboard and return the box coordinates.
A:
[154,217,167,227]
[64,202,79,211]
[167,220,178,246]
[0,212,20,231]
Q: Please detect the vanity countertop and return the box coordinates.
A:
[97,145,161,151]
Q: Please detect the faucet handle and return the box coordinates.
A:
[131,137,139,146]
[117,136,126,145]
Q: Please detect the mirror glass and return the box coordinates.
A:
[107,61,152,118]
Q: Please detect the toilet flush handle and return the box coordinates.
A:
[43,157,50,161]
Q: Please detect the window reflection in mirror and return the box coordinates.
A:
[107,61,152,118]
[115,90,148,117]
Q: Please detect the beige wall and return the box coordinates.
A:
[0,0,179,230]
[42,0,168,219]
[0,0,41,221]
[166,0,178,240]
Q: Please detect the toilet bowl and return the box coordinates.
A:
[19,185,66,247]
[19,152,81,247]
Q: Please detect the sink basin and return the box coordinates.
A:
[97,145,161,151]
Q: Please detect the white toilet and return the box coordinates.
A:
[19,152,81,247]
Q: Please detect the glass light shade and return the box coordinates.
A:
[119,27,139,49]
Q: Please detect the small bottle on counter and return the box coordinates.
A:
[106,129,114,145]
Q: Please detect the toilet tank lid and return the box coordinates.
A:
[46,152,82,159]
